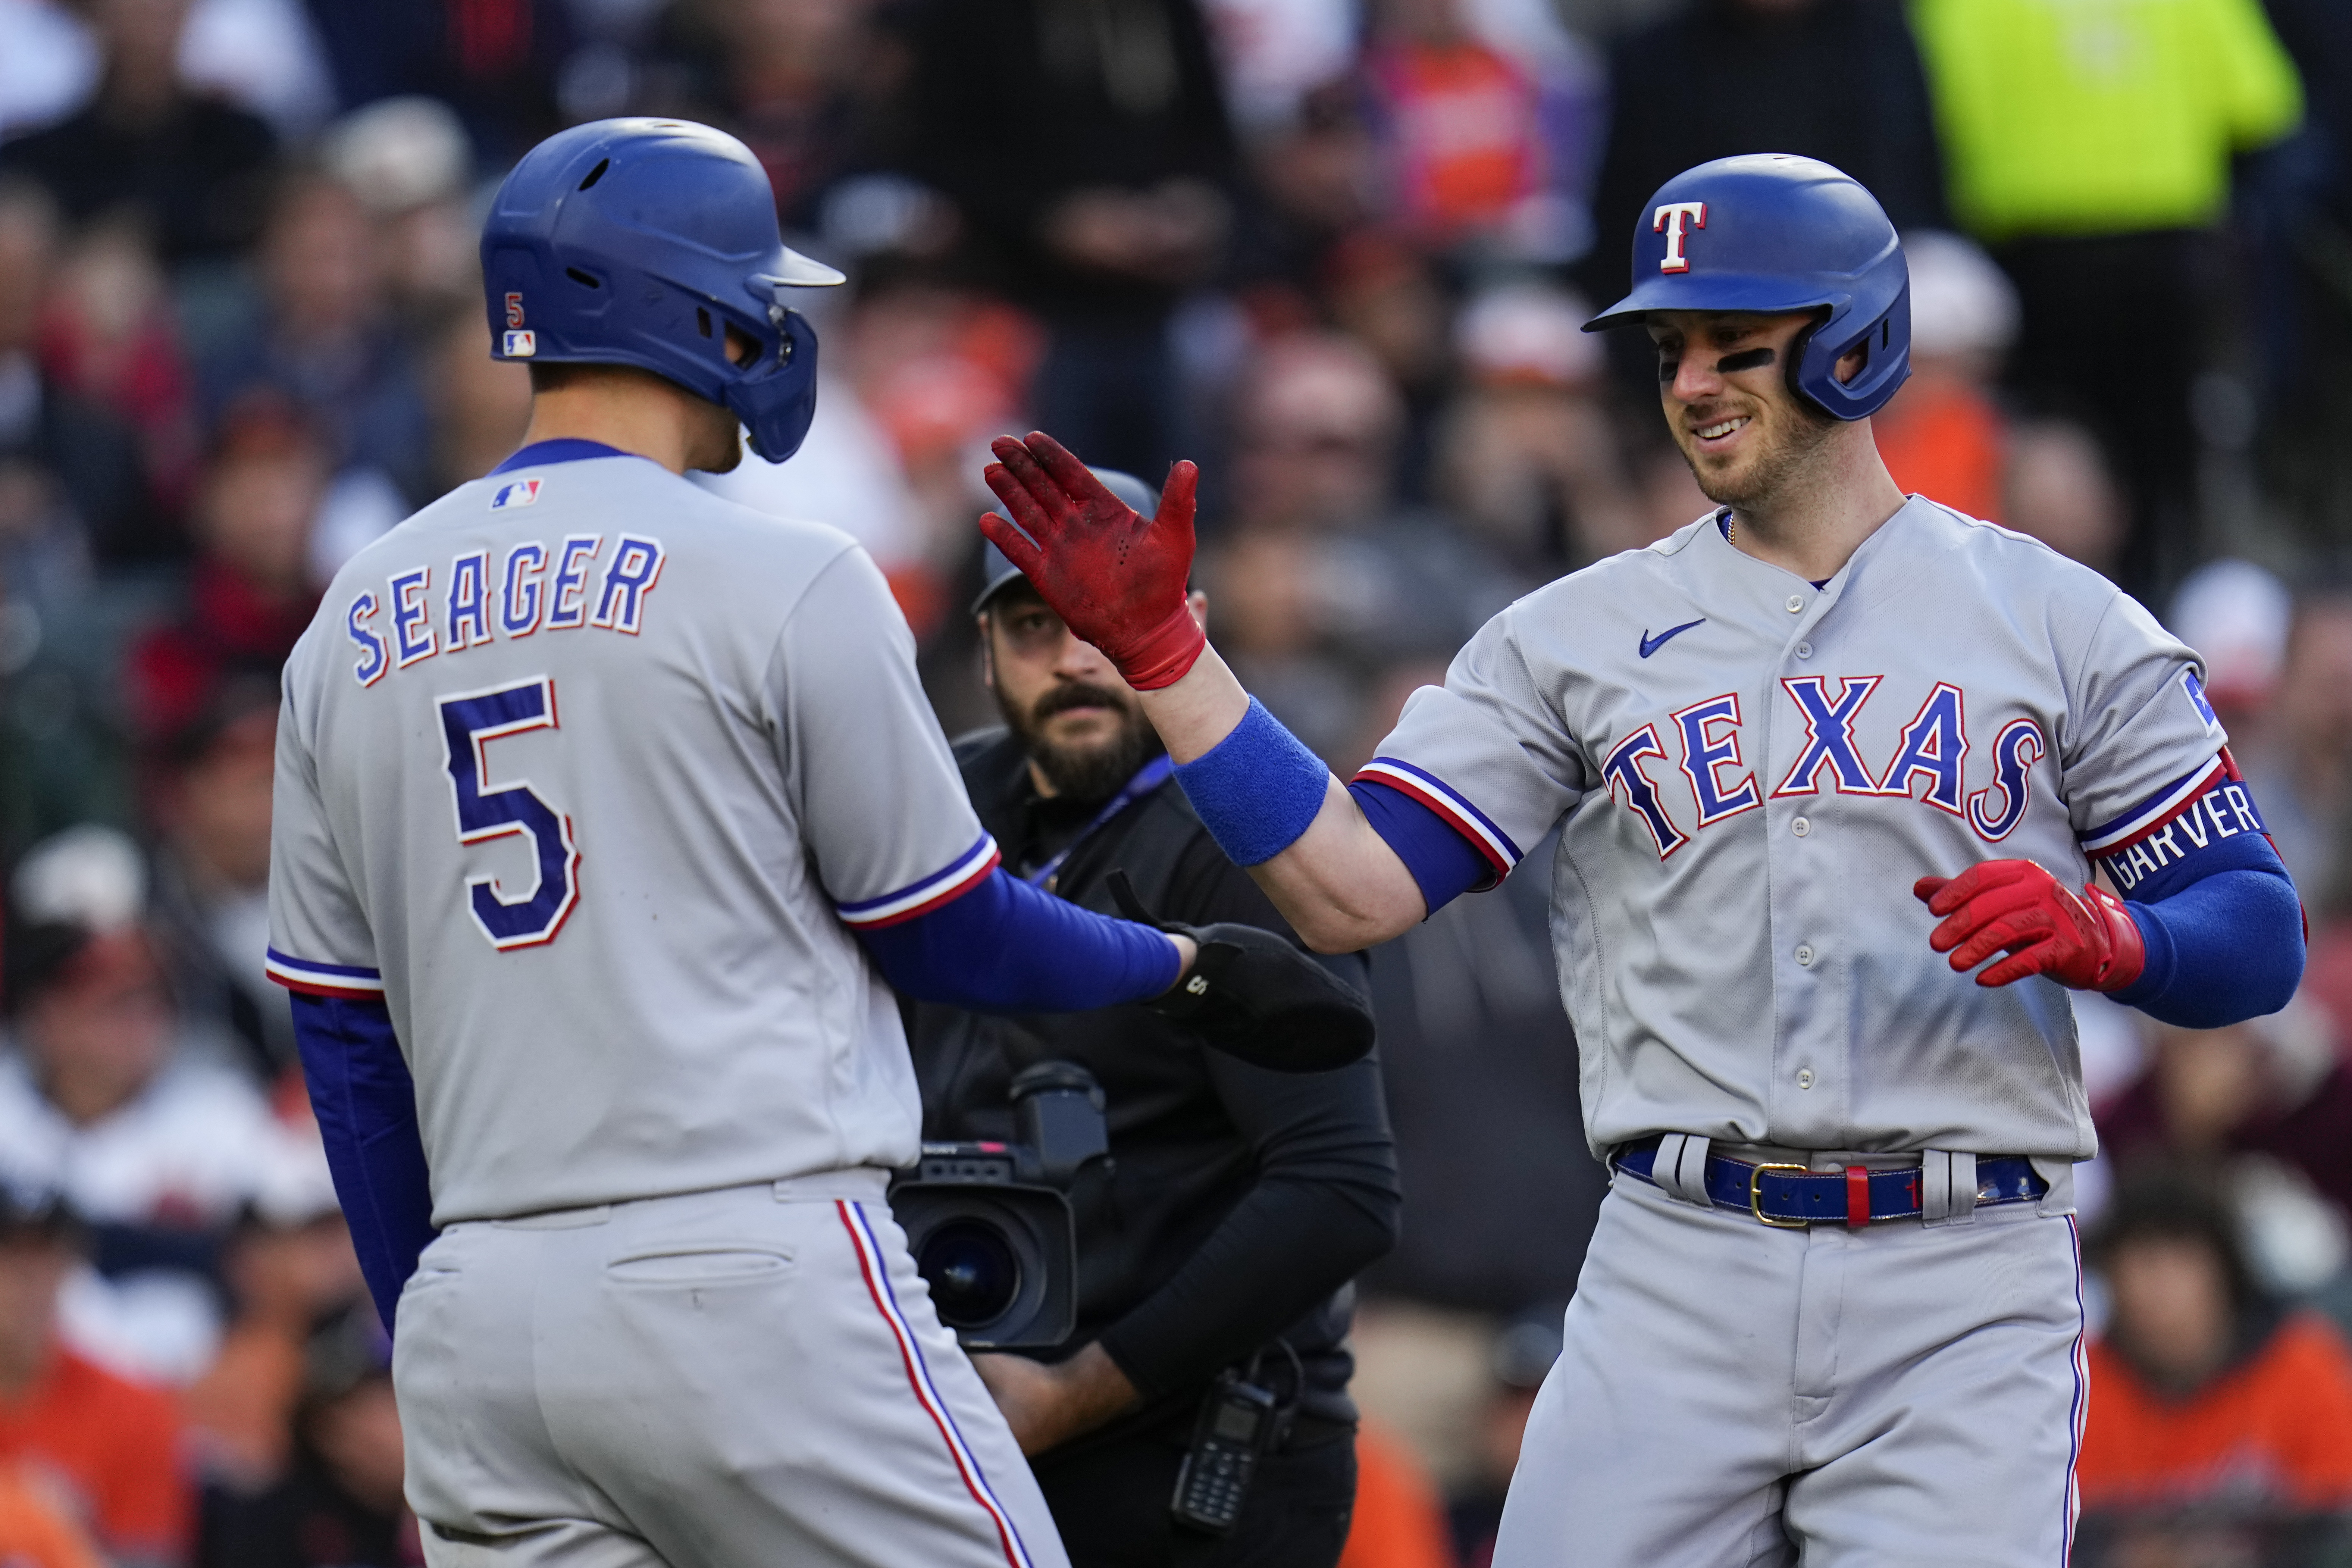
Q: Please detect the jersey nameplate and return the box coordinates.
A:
[347,533,667,686]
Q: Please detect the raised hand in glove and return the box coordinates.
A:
[1109,872,1373,1071]
[1914,859,2146,991]
[980,432,1206,691]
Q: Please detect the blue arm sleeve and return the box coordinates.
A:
[1347,778,1493,917]
[2104,820,2305,1029]
[291,994,438,1334]
[857,867,1184,1011]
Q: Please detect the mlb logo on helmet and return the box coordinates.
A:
[491,478,542,510]
[504,329,537,357]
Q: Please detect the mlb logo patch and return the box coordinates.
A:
[491,478,542,510]
[503,329,537,357]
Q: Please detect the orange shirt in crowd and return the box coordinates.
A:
[1338,1417,1459,1568]
[1365,39,1541,245]
[0,1467,107,1568]
[1872,375,2007,525]
[0,1347,190,1563]
[2079,1311,2352,1512]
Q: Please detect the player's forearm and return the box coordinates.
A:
[1135,643,1253,761]
[1254,783,1429,952]
[1140,650,1424,950]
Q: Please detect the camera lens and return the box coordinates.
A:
[918,1220,1021,1328]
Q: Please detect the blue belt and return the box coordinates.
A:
[1614,1137,2047,1229]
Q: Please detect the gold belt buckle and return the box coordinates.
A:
[1748,1162,1814,1229]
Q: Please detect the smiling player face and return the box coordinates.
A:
[1648,309,1836,511]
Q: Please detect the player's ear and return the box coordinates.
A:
[1186,589,1208,635]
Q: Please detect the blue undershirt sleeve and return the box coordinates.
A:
[856,866,1183,1011]
[291,993,438,1334]
[2098,783,2305,1029]
[1347,778,1493,917]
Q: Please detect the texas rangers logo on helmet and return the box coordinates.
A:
[1654,202,1707,273]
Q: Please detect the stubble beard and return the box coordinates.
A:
[1684,396,1838,514]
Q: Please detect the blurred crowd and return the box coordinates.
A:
[0,0,2347,1562]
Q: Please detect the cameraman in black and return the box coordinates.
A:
[902,472,1401,1568]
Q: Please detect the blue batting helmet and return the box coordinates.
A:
[1584,154,1909,421]
[481,118,845,463]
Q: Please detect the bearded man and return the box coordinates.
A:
[898,472,1400,1568]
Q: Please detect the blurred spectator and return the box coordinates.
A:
[180,1181,362,1494]
[37,214,201,526]
[300,0,568,165]
[647,0,893,230]
[0,1464,106,1568]
[124,396,323,751]
[319,97,481,329]
[2000,417,2126,578]
[2170,559,2292,728]
[196,1306,413,1567]
[1582,0,1946,339]
[1434,280,1649,574]
[1910,0,2304,600]
[2224,592,2352,899]
[1,826,328,1382]
[0,0,276,265]
[1359,0,1600,265]
[0,181,164,573]
[1196,0,1356,137]
[1207,332,1517,759]
[895,0,1238,478]
[1871,229,2015,524]
[145,679,288,1080]
[1443,1311,1560,1568]
[0,0,101,143]
[1336,1417,1459,1568]
[194,169,432,505]
[197,1306,413,1567]
[2077,1172,2352,1561]
[2099,1001,2352,1284]
[0,1177,191,1568]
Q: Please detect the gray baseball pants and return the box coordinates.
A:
[392,1171,1067,1568]
[1495,1163,2088,1567]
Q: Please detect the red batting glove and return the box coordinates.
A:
[1913,860,2146,991]
[979,432,1207,691]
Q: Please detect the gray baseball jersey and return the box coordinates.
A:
[267,449,1002,1225]
[1360,496,2224,1163]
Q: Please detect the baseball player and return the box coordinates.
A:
[261,119,1363,1568]
[981,154,2306,1565]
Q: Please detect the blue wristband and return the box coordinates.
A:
[1174,697,1331,866]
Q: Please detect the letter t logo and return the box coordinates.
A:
[1654,202,1708,274]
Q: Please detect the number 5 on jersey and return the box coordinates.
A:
[440,677,580,949]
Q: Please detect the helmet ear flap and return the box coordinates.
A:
[1786,307,1831,412]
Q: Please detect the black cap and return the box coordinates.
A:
[973,467,1158,615]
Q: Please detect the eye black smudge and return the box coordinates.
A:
[1716,348,1777,373]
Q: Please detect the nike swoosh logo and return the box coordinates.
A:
[1639,618,1706,658]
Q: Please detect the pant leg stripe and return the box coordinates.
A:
[837,1200,1035,1568]
[2061,1214,2087,1562]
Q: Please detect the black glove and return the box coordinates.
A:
[1108,871,1375,1073]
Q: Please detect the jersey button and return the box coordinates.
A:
[1791,816,1810,837]
[1795,944,1815,967]
[1785,594,1805,613]
[1796,641,1813,658]
[1797,1068,1816,1090]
